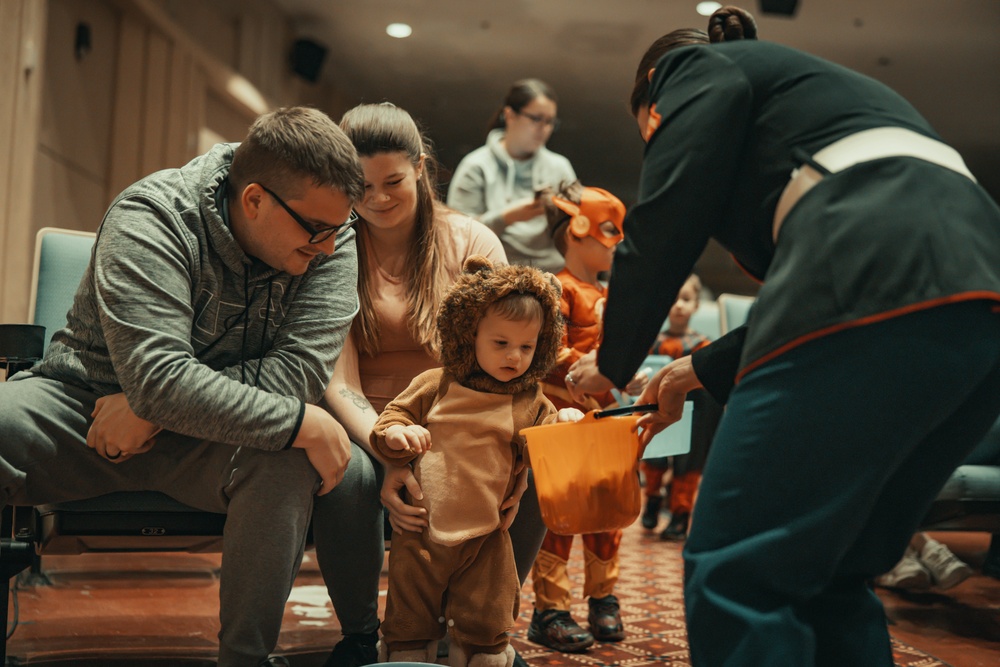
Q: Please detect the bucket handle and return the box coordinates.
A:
[593,403,658,419]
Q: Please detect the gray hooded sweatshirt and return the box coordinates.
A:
[31,143,359,451]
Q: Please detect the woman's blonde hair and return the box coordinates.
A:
[339,103,451,357]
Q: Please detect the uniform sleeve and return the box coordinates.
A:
[690,325,747,405]
[370,369,443,464]
[599,47,754,387]
[447,157,506,234]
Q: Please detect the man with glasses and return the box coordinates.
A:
[0,107,365,666]
[258,183,359,244]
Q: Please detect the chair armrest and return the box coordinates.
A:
[0,324,45,376]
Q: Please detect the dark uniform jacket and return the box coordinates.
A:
[599,41,1000,399]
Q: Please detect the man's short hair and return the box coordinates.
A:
[229,106,364,203]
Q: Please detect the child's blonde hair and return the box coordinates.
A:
[487,292,544,325]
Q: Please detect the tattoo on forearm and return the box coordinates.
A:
[339,387,372,412]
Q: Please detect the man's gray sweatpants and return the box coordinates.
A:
[0,376,320,666]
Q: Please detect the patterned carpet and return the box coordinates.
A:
[508,520,949,667]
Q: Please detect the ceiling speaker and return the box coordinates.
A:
[759,0,800,16]
[290,39,327,83]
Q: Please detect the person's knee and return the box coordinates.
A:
[0,384,66,464]
[234,447,320,502]
[324,443,381,506]
[0,385,40,450]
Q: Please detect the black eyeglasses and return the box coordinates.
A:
[516,110,560,131]
[257,184,357,244]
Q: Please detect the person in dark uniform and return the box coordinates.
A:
[565,6,1000,666]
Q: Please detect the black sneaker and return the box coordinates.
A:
[527,608,594,653]
[641,495,663,530]
[660,512,689,541]
[587,594,625,642]
[323,626,380,667]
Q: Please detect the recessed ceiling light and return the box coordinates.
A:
[386,23,412,39]
[696,2,722,17]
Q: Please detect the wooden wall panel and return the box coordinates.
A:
[2,0,315,325]
[0,0,47,324]
[139,31,171,175]
[39,0,119,183]
[164,48,195,167]
[106,13,145,200]
[0,0,24,212]
[32,150,109,236]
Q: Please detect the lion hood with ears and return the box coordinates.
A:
[436,255,564,395]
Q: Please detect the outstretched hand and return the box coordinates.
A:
[635,355,703,448]
[565,350,615,404]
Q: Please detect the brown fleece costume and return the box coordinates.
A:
[371,256,564,665]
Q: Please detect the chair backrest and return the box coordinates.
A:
[717,293,756,335]
[28,228,96,351]
[689,300,721,340]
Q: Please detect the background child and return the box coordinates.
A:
[371,256,581,667]
[527,181,642,653]
[641,275,713,539]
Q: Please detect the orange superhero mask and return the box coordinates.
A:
[551,187,626,249]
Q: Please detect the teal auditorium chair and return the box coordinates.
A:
[0,228,226,661]
[716,292,755,336]
[689,299,720,341]
[713,292,1000,534]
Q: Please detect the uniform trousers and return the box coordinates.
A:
[684,300,1000,666]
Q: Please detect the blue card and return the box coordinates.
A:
[640,401,693,459]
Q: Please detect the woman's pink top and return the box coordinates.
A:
[359,213,506,413]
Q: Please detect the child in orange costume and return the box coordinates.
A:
[640,275,713,539]
[371,256,582,667]
[528,181,646,653]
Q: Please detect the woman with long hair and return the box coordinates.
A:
[567,6,1000,665]
[448,79,576,273]
[313,103,546,667]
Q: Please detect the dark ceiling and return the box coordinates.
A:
[273,0,1000,294]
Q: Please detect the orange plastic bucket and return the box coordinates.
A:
[521,411,641,535]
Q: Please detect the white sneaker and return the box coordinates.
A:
[875,547,932,590]
[919,539,973,590]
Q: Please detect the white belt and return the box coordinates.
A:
[772,127,976,242]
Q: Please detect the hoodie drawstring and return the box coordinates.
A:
[238,268,270,387]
